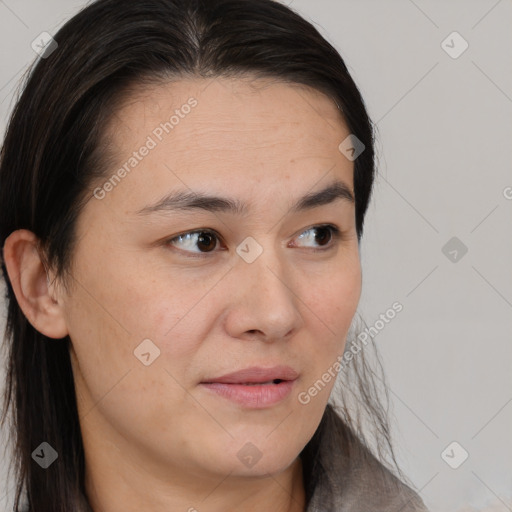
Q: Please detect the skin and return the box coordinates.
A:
[3,76,362,512]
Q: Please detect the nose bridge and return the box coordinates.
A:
[230,232,301,337]
[236,232,288,292]
[248,252,287,298]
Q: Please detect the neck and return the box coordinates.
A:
[83,435,306,512]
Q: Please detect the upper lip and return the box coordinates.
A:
[202,365,299,384]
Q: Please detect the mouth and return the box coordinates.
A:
[200,366,298,408]
[201,365,299,385]
[240,379,284,385]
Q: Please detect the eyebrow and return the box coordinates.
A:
[135,179,354,217]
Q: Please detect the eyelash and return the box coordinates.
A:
[165,224,344,259]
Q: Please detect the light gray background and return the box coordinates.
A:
[1,1,511,511]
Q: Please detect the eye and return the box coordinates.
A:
[166,229,222,256]
[165,224,342,258]
[293,224,342,251]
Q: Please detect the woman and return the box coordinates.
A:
[0,0,430,511]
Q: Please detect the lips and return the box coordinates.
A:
[200,365,299,408]
[201,365,299,385]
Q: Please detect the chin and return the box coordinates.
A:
[229,458,297,478]
[218,438,301,477]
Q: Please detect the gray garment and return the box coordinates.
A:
[303,407,429,512]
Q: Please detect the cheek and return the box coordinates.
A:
[298,261,361,395]
[293,269,360,415]
[65,276,198,442]
[65,244,224,407]
[302,262,361,337]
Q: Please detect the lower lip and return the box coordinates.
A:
[200,380,295,408]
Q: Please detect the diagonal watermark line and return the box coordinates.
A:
[67,272,132,335]
[406,265,439,297]
[293,86,339,132]
[472,60,512,104]
[471,471,512,511]
[164,368,234,438]
[265,264,337,337]
[161,163,340,339]
[265,409,293,438]
[472,0,503,29]
[0,62,29,95]
[394,472,439,512]
[0,0,29,29]
[471,396,512,439]
[266,470,304,509]
[408,0,439,28]
[266,164,338,233]
[470,204,499,233]
[381,175,439,233]
[164,265,234,337]
[199,470,234,503]
[163,163,236,237]
[389,388,439,438]
[471,265,512,308]
[376,62,439,124]
[417,470,439,493]
[1,81,22,111]
[80,368,133,419]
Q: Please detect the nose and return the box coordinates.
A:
[222,246,304,343]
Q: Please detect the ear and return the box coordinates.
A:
[2,229,69,339]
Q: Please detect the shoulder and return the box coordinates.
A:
[303,405,430,512]
[329,453,430,511]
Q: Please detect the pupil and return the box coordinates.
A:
[316,227,331,246]
[198,232,216,252]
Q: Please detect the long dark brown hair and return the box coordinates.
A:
[1,1,413,510]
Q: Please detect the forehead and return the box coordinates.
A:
[115,75,344,124]
[109,76,348,152]
[98,76,354,210]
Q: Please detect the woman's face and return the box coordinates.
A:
[62,76,361,489]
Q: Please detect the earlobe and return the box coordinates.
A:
[2,229,69,339]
